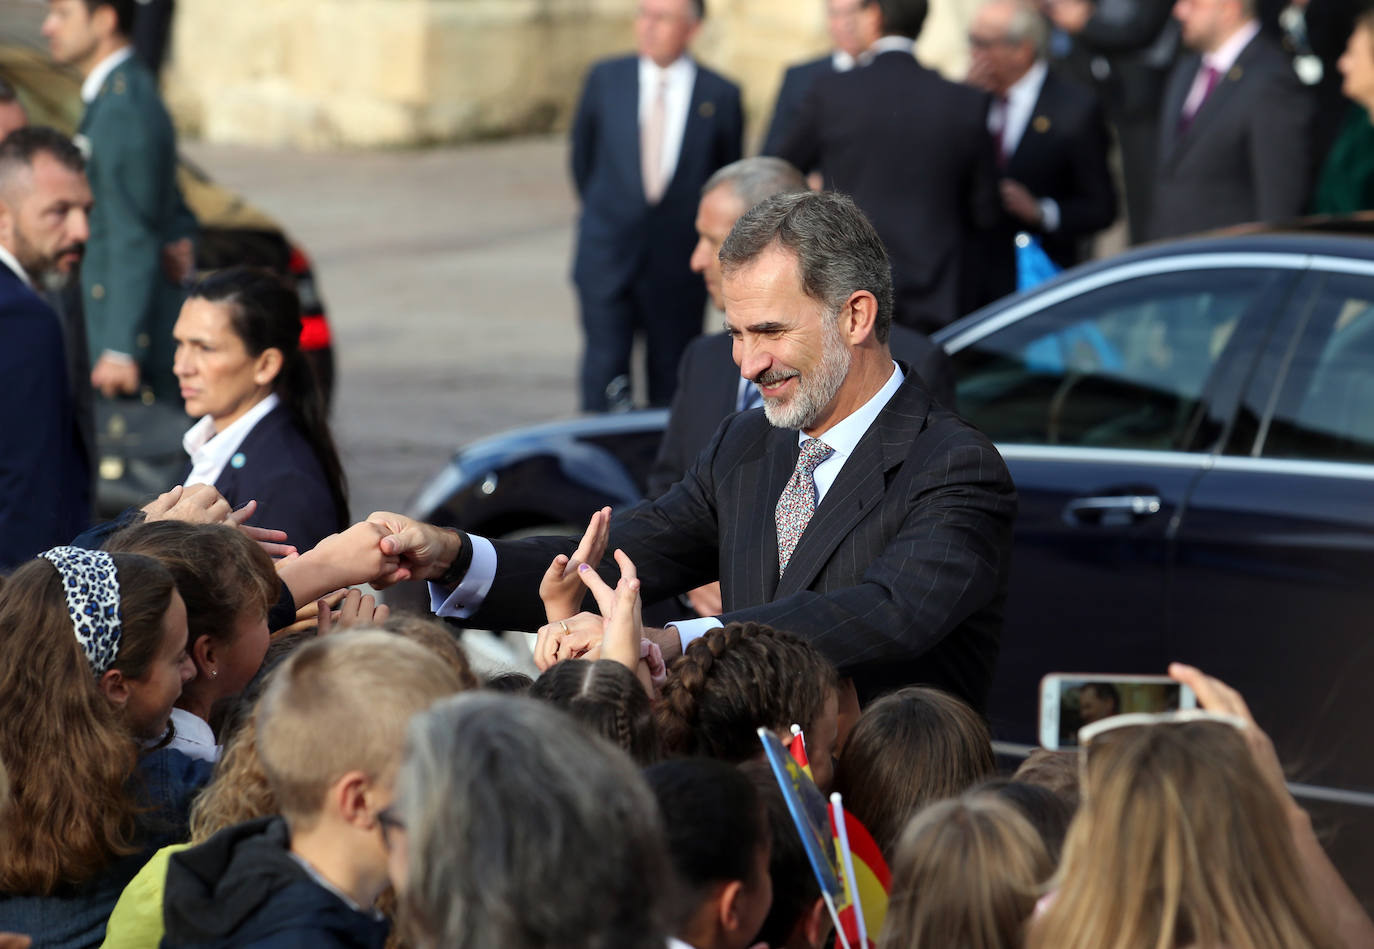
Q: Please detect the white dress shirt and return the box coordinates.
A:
[987,60,1061,231]
[168,707,218,763]
[639,55,697,196]
[0,243,32,288]
[183,392,281,489]
[1182,20,1260,118]
[81,46,134,104]
[832,50,857,72]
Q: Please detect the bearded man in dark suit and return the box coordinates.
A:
[372,192,1017,710]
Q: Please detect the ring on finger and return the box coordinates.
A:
[559,620,570,633]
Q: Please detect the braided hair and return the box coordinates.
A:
[529,659,660,765]
[655,622,836,763]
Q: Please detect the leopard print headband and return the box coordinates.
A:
[39,546,122,676]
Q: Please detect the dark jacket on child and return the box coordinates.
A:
[160,816,389,949]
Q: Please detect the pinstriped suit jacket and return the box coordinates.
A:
[472,368,1017,708]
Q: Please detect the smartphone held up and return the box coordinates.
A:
[1038,673,1198,749]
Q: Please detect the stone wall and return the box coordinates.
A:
[166,0,978,149]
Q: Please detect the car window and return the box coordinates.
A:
[1259,272,1374,464]
[950,270,1265,450]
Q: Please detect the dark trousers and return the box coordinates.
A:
[577,274,705,412]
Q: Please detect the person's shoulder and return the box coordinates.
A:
[783,54,834,83]
[1039,69,1102,118]
[590,53,637,77]
[238,406,330,477]
[1239,31,1302,80]
[695,60,741,94]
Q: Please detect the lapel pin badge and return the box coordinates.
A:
[1032,115,1051,133]
[698,101,715,118]
[1228,65,1243,81]
[113,75,126,95]
[230,452,246,470]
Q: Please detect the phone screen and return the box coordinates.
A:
[1048,678,1186,748]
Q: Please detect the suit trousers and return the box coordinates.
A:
[578,272,705,412]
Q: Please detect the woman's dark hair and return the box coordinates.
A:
[656,622,836,763]
[189,265,348,531]
[485,671,534,694]
[530,659,660,765]
[644,758,770,925]
[972,778,1075,865]
[833,686,996,859]
[0,553,176,893]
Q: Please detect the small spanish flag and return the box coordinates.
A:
[830,795,891,948]
[788,723,813,781]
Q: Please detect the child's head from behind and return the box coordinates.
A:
[530,658,660,764]
[833,685,995,859]
[656,622,838,789]
[255,631,465,886]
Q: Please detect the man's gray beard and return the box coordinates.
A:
[762,316,852,431]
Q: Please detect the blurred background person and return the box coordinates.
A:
[570,0,743,412]
[966,0,1117,271]
[173,266,348,551]
[1046,0,1179,243]
[1310,5,1374,212]
[42,0,195,403]
[773,0,1013,334]
[1259,0,1359,165]
[761,0,879,163]
[0,127,92,569]
[0,80,27,141]
[1148,0,1313,238]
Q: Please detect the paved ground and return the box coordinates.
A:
[183,136,586,521]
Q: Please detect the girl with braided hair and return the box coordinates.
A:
[656,621,840,790]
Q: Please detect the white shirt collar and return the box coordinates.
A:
[0,243,32,288]
[638,53,695,85]
[183,392,281,489]
[862,35,917,63]
[81,46,134,104]
[667,940,697,949]
[1007,59,1048,111]
[1204,19,1260,74]
[832,49,857,72]
[167,708,218,763]
[799,361,904,459]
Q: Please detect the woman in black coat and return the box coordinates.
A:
[173,267,348,552]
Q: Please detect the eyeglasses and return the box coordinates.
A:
[1077,709,1248,746]
[377,805,406,850]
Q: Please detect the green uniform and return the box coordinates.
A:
[78,51,192,401]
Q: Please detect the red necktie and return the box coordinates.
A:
[1178,64,1221,137]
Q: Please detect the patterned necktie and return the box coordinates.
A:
[642,76,669,204]
[775,438,834,574]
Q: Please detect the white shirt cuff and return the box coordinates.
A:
[1038,198,1061,233]
[101,350,136,364]
[429,534,497,618]
[667,615,724,652]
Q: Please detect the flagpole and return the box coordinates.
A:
[821,891,853,949]
[831,792,868,948]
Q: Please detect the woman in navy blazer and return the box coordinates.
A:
[173,267,347,552]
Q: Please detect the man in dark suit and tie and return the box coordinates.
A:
[570,0,743,412]
[773,0,1012,335]
[761,0,878,159]
[0,127,93,568]
[966,0,1118,270]
[372,192,1017,710]
[1148,0,1312,239]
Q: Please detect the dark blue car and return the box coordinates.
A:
[405,231,1374,898]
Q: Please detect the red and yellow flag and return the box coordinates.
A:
[830,803,891,948]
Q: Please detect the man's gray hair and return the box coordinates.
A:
[0,126,84,190]
[1001,0,1049,56]
[393,693,674,949]
[701,156,808,210]
[718,190,895,344]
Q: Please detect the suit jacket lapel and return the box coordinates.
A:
[1007,74,1055,175]
[614,58,645,205]
[774,368,930,599]
[1160,53,1199,160]
[1175,38,1255,147]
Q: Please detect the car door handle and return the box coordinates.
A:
[1063,495,1162,526]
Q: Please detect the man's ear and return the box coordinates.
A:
[841,290,879,345]
[0,201,19,252]
[98,667,130,708]
[253,347,284,388]
[91,3,121,41]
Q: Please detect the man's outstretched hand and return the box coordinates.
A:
[366,511,463,588]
